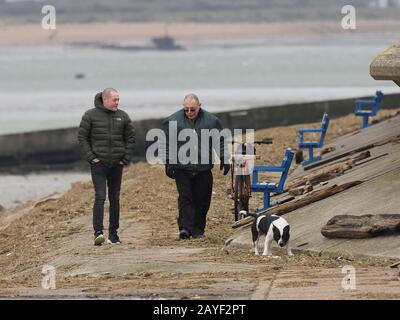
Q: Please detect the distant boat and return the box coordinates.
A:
[74,73,85,79]
[76,35,184,52]
[151,35,184,50]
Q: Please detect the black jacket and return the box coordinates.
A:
[160,108,228,172]
[78,92,135,167]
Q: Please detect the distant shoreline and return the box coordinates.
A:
[0,20,399,45]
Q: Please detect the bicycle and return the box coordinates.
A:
[230,138,273,221]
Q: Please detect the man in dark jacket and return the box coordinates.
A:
[161,93,230,240]
[78,88,135,246]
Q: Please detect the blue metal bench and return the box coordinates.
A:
[251,148,294,211]
[355,90,384,128]
[298,113,330,166]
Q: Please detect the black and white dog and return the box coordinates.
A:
[246,212,293,257]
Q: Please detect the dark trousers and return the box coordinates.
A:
[174,170,213,237]
[90,163,123,236]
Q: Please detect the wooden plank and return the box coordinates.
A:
[354,153,389,167]
[304,144,374,170]
[289,151,370,188]
[304,134,400,171]
[276,195,295,205]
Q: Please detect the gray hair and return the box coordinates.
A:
[102,88,118,99]
[183,93,200,105]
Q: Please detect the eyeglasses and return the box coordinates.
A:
[183,107,198,113]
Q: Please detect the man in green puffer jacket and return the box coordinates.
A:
[78,88,135,246]
[161,93,230,240]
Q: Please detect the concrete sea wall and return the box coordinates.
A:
[1,93,399,171]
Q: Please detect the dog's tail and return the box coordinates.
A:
[243,212,258,219]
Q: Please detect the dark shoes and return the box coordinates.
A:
[94,232,121,245]
[94,232,105,246]
[179,229,190,240]
[179,229,205,240]
[107,233,121,245]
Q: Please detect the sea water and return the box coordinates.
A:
[0,39,398,207]
[0,42,398,135]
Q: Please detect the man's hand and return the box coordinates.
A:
[92,158,100,164]
[220,162,230,176]
[119,161,125,165]
[165,164,175,179]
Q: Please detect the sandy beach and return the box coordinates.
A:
[1,109,399,299]
[0,20,399,45]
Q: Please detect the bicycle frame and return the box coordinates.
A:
[230,139,272,221]
[230,145,257,220]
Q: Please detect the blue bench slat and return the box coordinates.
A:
[355,110,374,115]
[252,166,285,172]
[356,99,375,104]
[299,141,319,147]
[299,128,323,133]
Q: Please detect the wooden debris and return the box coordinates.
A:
[276,195,295,205]
[287,164,345,189]
[289,184,313,196]
[297,242,309,248]
[33,194,61,207]
[354,153,389,167]
[273,181,362,215]
[389,261,400,269]
[232,181,363,229]
[287,151,370,189]
[233,216,254,229]
[289,186,305,196]
[374,134,400,147]
[304,144,374,170]
[321,214,400,239]
[346,150,371,165]
[321,146,336,156]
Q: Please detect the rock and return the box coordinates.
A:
[370,44,400,87]
[0,204,5,212]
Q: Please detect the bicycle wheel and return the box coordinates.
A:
[241,175,251,213]
[234,175,242,221]
[234,175,250,221]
